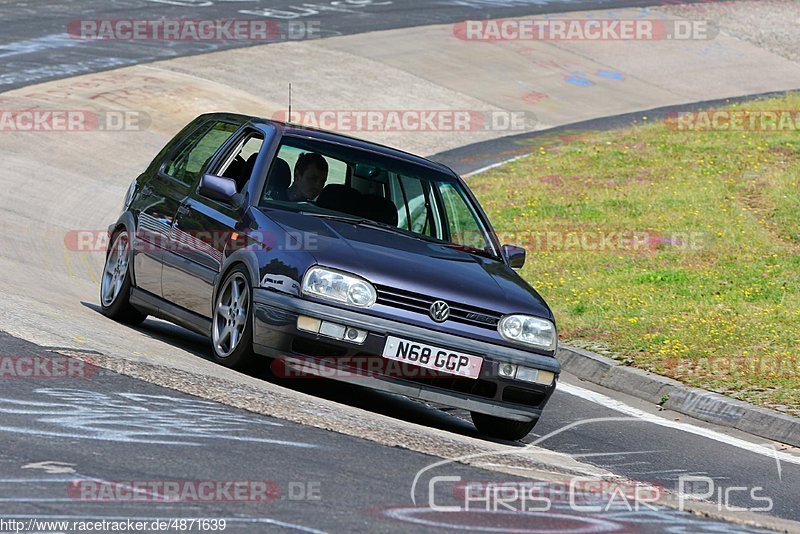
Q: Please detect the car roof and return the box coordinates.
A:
[195,112,458,176]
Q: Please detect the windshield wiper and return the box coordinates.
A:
[301,211,365,224]
[304,212,496,257]
[305,212,440,242]
[358,219,448,243]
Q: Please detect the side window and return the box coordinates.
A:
[437,182,488,250]
[215,132,265,192]
[396,174,441,239]
[163,121,239,186]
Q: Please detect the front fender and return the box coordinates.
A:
[218,222,316,302]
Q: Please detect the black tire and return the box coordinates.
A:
[471,411,538,441]
[211,265,261,372]
[100,230,147,325]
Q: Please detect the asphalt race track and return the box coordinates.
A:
[1,0,799,532]
[0,331,777,533]
[0,0,710,90]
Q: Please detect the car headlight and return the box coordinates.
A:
[302,266,377,308]
[498,315,557,351]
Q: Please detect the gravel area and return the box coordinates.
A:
[659,1,800,64]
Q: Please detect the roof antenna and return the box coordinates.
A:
[287,82,292,124]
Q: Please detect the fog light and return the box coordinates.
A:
[498,362,517,378]
[345,327,367,344]
[296,316,367,344]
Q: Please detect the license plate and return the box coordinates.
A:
[382,336,483,379]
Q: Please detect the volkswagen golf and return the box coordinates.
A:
[101,112,560,440]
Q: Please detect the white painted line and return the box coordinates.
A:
[0,57,134,88]
[462,154,527,178]
[0,425,316,448]
[572,450,666,458]
[558,382,800,466]
[0,498,75,502]
[22,461,75,474]
[385,507,623,533]
[0,475,167,485]
[470,463,551,470]
[626,469,689,475]
[0,34,89,59]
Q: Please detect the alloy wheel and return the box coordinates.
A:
[101,232,130,307]
[213,272,250,358]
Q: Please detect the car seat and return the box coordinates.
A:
[265,158,291,199]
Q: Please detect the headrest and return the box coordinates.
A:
[267,158,291,191]
[316,184,362,214]
[359,194,398,226]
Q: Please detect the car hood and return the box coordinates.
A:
[264,209,553,320]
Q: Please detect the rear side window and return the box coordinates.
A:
[163,121,239,186]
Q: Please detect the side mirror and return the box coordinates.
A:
[502,244,526,269]
[199,174,237,203]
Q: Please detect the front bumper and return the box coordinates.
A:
[252,289,560,422]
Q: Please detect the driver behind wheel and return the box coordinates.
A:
[281,152,328,202]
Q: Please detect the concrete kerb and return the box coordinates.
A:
[451,89,800,451]
[557,345,800,448]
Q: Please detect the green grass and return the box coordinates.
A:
[469,94,800,415]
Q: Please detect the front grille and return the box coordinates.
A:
[291,338,347,358]
[502,386,546,408]
[401,375,498,399]
[375,285,501,330]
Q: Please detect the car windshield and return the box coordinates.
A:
[259,135,498,258]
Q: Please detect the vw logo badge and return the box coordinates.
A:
[429,300,450,323]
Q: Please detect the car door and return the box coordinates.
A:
[161,126,266,318]
[131,120,222,297]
